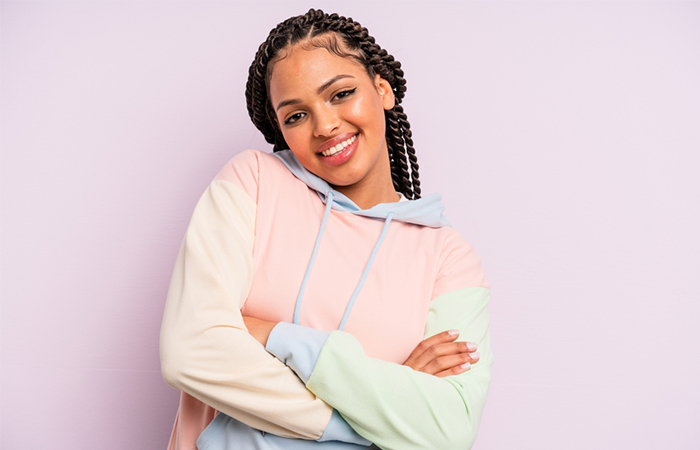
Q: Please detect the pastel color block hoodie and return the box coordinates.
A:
[160,149,493,450]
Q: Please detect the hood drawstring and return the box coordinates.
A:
[293,191,335,325]
[292,191,396,331]
[338,211,394,331]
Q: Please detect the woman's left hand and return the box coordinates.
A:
[403,330,480,377]
[242,316,278,347]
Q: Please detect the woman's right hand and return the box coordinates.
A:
[402,330,480,377]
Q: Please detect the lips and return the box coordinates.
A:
[316,132,359,156]
[317,133,359,166]
[320,135,357,157]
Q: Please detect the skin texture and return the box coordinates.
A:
[243,44,478,376]
[269,45,398,210]
[401,329,480,377]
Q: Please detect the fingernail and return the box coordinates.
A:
[461,363,471,370]
[467,342,477,351]
[448,330,460,336]
[470,352,480,360]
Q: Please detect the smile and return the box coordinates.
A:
[320,135,357,157]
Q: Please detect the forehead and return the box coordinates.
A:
[268,46,369,101]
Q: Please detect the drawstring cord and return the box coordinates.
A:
[293,190,395,331]
[338,211,394,331]
[293,191,334,325]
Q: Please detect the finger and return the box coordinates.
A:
[436,352,480,378]
[410,341,467,370]
[421,351,481,375]
[435,362,471,378]
[403,330,461,367]
[410,341,479,371]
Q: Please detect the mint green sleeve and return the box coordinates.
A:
[267,286,493,450]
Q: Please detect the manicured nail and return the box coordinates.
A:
[448,329,460,336]
[470,352,480,360]
[461,363,471,370]
[467,342,477,351]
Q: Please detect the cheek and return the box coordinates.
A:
[280,125,307,149]
[281,128,314,164]
[346,100,365,119]
[347,96,384,129]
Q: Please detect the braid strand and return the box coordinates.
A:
[245,9,422,198]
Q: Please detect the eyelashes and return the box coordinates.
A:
[284,112,305,125]
[282,87,358,126]
[333,87,357,100]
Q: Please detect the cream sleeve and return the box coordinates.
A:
[159,179,336,440]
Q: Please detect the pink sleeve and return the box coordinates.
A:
[431,230,490,299]
[214,149,262,203]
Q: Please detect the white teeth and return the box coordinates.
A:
[321,135,356,157]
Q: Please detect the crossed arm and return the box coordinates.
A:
[161,178,492,449]
[247,285,493,450]
[243,316,480,378]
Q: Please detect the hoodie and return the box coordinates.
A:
[160,149,493,450]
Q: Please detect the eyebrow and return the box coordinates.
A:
[275,74,356,111]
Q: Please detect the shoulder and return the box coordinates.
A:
[214,149,289,181]
[432,226,490,298]
[211,149,294,201]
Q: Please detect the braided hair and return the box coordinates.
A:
[245,8,421,199]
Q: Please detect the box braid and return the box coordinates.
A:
[245,8,421,199]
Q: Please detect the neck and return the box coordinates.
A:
[334,180,400,210]
[331,151,400,210]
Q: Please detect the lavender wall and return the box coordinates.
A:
[1,1,698,449]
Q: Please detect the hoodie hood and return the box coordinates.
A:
[273,149,451,228]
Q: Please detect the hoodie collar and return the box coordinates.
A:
[273,149,451,228]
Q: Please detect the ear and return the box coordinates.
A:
[374,74,395,110]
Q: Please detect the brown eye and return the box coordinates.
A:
[333,88,357,101]
[284,112,305,125]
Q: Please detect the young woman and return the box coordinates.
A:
[160,9,492,450]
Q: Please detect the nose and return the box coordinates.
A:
[312,105,340,137]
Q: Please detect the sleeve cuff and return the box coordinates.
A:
[265,322,331,383]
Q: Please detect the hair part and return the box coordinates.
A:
[246,9,421,199]
[265,33,374,84]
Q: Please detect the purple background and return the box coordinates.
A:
[1,1,699,449]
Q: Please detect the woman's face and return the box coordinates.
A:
[268,43,396,198]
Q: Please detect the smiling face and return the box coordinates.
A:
[268,41,398,208]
